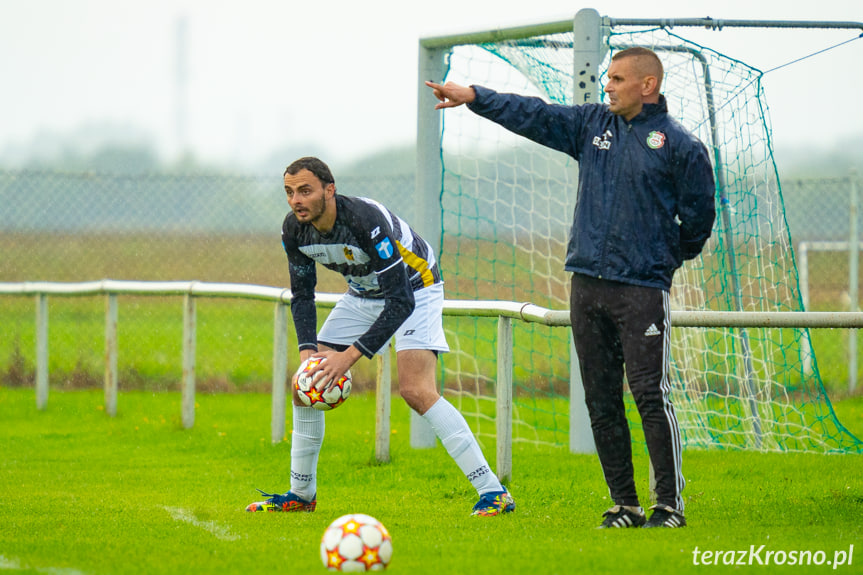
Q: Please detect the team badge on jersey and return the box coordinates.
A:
[375,238,394,259]
[647,131,666,149]
[344,246,354,261]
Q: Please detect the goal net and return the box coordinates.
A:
[430,22,862,453]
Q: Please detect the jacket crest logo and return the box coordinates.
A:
[647,131,666,149]
[343,246,354,261]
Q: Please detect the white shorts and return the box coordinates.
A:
[318,283,450,355]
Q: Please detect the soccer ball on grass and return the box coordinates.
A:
[293,357,351,411]
[321,513,393,571]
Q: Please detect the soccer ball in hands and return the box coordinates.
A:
[293,357,352,411]
[321,514,393,571]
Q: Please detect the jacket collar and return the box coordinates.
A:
[630,94,668,123]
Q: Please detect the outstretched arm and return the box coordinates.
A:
[425,80,476,109]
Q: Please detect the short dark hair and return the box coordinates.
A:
[611,47,664,85]
[284,156,335,186]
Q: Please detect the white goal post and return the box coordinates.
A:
[415,10,863,460]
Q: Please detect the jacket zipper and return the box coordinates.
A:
[598,121,632,279]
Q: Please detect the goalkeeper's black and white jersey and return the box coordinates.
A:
[282,194,442,357]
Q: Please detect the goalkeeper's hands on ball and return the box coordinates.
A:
[300,347,361,392]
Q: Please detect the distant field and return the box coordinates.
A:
[0,232,310,288]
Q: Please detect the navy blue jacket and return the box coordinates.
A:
[468,86,716,291]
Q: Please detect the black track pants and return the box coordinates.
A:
[570,273,685,511]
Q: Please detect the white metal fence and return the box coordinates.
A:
[3,279,863,481]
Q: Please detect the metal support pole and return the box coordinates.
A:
[411,37,447,449]
[375,341,392,463]
[569,333,595,453]
[271,302,288,443]
[701,53,764,448]
[104,294,118,417]
[35,293,48,410]
[181,293,196,429]
[573,8,603,105]
[495,317,513,483]
[568,8,600,455]
[799,242,815,375]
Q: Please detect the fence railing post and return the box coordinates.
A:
[496,316,513,484]
[375,341,392,463]
[104,294,118,417]
[181,293,196,429]
[35,293,49,410]
[271,302,288,443]
[799,241,814,374]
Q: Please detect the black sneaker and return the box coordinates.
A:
[643,504,686,528]
[598,505,646,528]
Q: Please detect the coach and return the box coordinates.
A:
[426,46,716,528]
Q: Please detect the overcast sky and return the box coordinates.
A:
[1,0,861,169]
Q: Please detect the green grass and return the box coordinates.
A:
[1,387,861,575]
[832,395,863,439]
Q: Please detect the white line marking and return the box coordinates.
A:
[0,556,22,570]
[162,506,241,541]
[0,555,86,574]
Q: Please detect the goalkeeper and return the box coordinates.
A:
[427,47,715,528]
[246,156,515,517]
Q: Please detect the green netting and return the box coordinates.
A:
[436,25,862,453]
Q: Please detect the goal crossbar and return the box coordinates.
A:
[420,17,863,51]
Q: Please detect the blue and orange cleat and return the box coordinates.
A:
[246,489,316,513]
[471,488,515,517]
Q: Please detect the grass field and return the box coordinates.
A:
[1,387,861,575]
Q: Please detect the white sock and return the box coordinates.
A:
[422,397,503,495]
[290,405,324,501]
